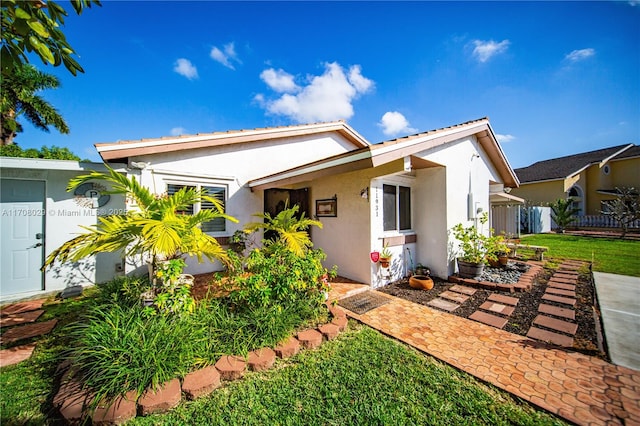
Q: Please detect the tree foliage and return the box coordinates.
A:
[244,203,323,257]
[1,64,69,144]
[0,142,81,160]
[601,187,640,238]
[549,197,580,233]
[43,166,239,275]
[1,0,100,77]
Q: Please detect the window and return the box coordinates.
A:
[383,184,411,231]
[167,183,227,233]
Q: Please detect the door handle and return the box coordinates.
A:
[29,242,43,249]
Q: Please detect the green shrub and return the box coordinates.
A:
[228,242,334,310]
[94,275,152,307]
[68,304,200,403]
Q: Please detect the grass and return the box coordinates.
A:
[129,323,566,426]
[519,233,640,277]
[0,297,567,425]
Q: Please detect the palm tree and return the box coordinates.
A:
[550,198,580,233]
[43,166,238,279]
[1,64,70,145]
[244,203,322,257]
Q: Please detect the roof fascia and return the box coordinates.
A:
[598,143,634,167]
[0,157,125,172]
[249,119,521,190]
[96,121,370,161]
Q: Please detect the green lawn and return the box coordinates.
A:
[1,303,565,425]
[520,234,640,276]
[129,323,564,426]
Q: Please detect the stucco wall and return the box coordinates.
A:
[125,133,359,276]
[511,180,565,206]
[1,163,124,301]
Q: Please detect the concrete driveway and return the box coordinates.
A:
[593,272,640,371]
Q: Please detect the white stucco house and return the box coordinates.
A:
[95,117,520,286]
[0,117,521,302]
[0,158,126,302]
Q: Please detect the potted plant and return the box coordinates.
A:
[409,264,433,290]
[379,244,392,268]
[486,234,510,267]
[451,213,489,279]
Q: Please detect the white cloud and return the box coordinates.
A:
[471,39,510,63]
[348,65,374,93]
[258,62,374,123]
[260,68,299,93]
[378,111,417,136]
[173,58,198,80]
[496,134,515,143]
[170,127,187,136]
[565,48,595,62]
[210,42,241,69]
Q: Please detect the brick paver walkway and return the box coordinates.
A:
[328,281,640,425]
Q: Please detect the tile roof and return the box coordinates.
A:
[514,144,637,183]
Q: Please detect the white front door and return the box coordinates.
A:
[1,179,45,296]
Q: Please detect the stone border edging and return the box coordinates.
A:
[54,304,349,425]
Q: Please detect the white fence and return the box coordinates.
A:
[565,215,640,229]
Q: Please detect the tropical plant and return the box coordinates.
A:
[485,233,510,263]
[450,213,490,264]
[1,64,69,144]
[244,203,322,257]
[549,197,580,233]
[601,187,640,238]
[381,243,392,259]
[42,165,238,280]
[1,0,101,78]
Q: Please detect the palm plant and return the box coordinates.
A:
[43,166,238,278]
[244,204,322,257]
[1,64,70,145]
[549,197,580,233]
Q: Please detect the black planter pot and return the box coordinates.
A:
[457,259,484,279]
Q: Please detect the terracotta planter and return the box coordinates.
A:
[457,259,484,279]
[409,275,434,290]
[379,257,391,268]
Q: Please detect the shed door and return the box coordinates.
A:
[1,179,45,296]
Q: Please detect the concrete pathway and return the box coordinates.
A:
[329,280,640,425]
[593,272,640,372]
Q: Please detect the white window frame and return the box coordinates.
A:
[382,183,413,233]
[165,180,229,234]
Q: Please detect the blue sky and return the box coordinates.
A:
[15,1,640,168]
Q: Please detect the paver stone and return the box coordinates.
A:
[527,327,574,347]
[487,294,519,306]
[92,390,137,425]
[274,336,300,359]
[538,304,575,320]
[533,315,578,335]
[297,329,323,349]
[182,366,221,400]
[137,378,181,415]
[0,343,36,367]
[0,319,57,344]
[318,323,340,340]
[469,311,508,329]
[331,315,348,332]
[215,355,246,380]
[0,309,44,328]
[440,290,469,304]
[247,348,276,371]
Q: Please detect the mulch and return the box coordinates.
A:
[378,267,606,360]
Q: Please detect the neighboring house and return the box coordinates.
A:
[95,117,519,288]
[0,158,126,302]
[511,144,640,216]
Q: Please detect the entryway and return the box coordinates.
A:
[1,179,45,296]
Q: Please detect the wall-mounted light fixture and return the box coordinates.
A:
[360,187,369,199]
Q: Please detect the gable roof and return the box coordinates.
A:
[514,143,637,183]
[95,121,369,162]
[249,117,520,190]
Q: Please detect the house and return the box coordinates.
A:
[94,117,519,288]
[0,158,126,302]
[0,117,520,301]
[511,144,640,216]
